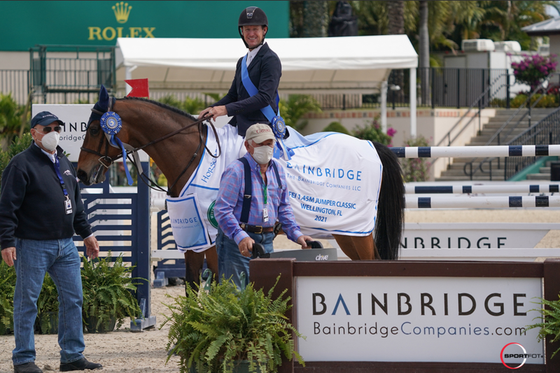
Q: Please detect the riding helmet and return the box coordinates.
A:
[238,6,268,48]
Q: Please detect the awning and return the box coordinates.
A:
[115,34,418,94]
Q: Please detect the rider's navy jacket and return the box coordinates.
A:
[0,143,92,249]
[213,42,282,137]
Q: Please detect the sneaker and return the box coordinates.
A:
[14,362,43,373]
[59,357,102,371]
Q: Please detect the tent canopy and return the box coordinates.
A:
[115,35,417,94]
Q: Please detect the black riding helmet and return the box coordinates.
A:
[238,6,268,49]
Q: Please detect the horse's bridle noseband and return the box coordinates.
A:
[80,97,222,196]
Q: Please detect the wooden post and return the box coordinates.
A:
[543,259,560,373]
[251,258,296,373]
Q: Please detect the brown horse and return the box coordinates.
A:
[76,89,405,289]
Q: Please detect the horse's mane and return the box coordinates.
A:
[119,96,199,122]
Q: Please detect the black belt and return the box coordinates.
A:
[240,224,274,234]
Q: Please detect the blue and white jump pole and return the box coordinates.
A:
[391,144,560,158]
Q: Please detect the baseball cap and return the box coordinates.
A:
[245,123,276,144]
[31,111,64,128]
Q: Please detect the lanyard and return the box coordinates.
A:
[261,170,268,205]
[261,170,269,223]
[52,157,69,197]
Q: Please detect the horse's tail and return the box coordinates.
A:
[373,142,404,260]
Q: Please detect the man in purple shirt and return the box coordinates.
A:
[214,123,312,288]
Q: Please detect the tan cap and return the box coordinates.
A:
[245,123,276,144]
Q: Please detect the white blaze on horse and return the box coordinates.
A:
[77,87,405,289]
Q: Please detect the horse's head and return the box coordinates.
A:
[77,86,125,185]
[78,86,214,194]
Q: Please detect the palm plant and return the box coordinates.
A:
[503,1,559,50]
[427,1,458,53]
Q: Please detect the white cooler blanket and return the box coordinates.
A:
[166,125,383,252]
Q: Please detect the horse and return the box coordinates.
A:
[76,89,405,290]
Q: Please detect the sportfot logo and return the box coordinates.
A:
[112,2,132,23]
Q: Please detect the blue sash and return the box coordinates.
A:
[241,54,292,160]
[241,54,279,122]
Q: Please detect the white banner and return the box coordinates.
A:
[278,129,382,238]
[401,223,559,249]
[296,276,544,365]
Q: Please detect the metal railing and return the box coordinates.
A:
[29,44,116,104]
[461,77,558,180]
[383,67,510,110]
[435,72,511,147]
[504,108,560,180]
[0,70,30,105]
[0,66,515,109]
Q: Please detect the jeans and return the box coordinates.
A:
[13,237,85,365]
[217,228,274,290]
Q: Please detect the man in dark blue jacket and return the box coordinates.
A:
[199,6,282,137]
[0,111,102,373]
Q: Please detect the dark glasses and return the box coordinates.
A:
[36,126,62,134]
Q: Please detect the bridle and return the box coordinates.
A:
[80,97,222,196]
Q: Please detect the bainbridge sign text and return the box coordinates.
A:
[296,276,543,366]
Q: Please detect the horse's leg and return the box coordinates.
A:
[184,251,204,293]
[333,234,360,260]
[333,233,380,260]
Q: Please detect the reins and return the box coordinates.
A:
[81,98,222,196]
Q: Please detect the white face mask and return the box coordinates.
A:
[39,131,60,152]
[252,145,274,165]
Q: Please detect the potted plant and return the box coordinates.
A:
[164,274,305,373]
[526,294,560,358]
[0,260,16,335]
[81,253,143,333]
[36,273,59,334]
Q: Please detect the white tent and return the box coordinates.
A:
[115,34,418,134]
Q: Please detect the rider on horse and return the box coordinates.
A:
[199,6,282,138]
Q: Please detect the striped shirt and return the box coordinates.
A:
[214,153,303,245]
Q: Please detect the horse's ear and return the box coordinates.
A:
[95,85,110,112]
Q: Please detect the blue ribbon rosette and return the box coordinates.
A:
[100,111,134,185]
